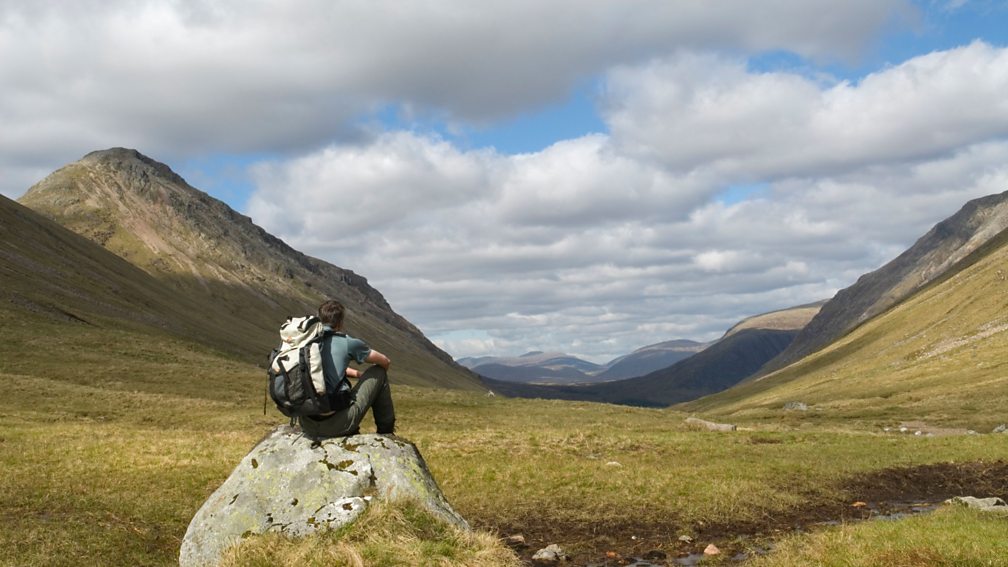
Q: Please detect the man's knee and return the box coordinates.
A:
[362,365,388,384]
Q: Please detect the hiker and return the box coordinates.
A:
[298,299,396,438]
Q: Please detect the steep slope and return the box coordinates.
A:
[684,222,1008,426]
[485,303,819,406]
[765,191,1008,372]
[17,148,481,390]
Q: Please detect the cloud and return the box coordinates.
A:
[1,0,911,196]
[247,44,1008,362]
[604,42,1008,180]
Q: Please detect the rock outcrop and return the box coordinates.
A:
[179,426,468,567]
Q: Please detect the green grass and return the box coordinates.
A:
[745,506,1008,567]
[2,315,1007,565]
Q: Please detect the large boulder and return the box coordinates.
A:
[179,426,468,567]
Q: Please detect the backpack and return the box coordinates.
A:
[266,315,352,418]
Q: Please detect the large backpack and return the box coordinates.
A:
[266,316,351,418]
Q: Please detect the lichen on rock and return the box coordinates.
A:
[179,425,468,567]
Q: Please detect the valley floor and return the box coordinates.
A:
[3,342,1007,566]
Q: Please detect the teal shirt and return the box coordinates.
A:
[321,325,371,394]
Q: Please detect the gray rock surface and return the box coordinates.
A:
[179,425,468,567]
[532,543,568,564]
[944,496,1008,514]
[783,401,808,411]
[684,417,737,432]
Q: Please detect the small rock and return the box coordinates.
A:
[914,430,923,436]
[505,534,526,547]
[851,501,867,508]
[899,426,908,433]
[605,461,623,467]
[993,424,1007,434]
[684,416,737,432]
[605,551,619,559]
[783,401,808,411]
[883,427,891,432]
[967,430,978,435]
[533,543,568,564]
[704,543,720,556]
[678,535,693,544]
[944,496,1008,514]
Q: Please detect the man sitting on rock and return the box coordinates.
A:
[299,299,396,438]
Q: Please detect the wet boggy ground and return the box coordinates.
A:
[486,460,1008,566]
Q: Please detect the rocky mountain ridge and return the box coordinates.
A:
[765,190,1008,372]
[17,148,480,390]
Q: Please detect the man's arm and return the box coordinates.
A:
[345,367,360,379]
[365,349,391,370]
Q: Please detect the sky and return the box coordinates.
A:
[3,1,1008,363]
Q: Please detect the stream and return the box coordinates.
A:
[580,499,945,567]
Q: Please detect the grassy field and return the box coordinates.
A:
[2,318,1007,566]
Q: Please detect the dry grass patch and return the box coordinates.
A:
[219,499,521,567]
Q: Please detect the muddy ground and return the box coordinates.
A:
[480,460,1008,566]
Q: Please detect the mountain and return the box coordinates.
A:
[683,207,1008,426]
[16,148,482,390]
[485,303,820,406]
[595,339,708,381]
[459,340,708,385]
[459,351,602,384]
[764,191,1008,372]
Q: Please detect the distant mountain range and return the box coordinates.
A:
[11,148,482,390]
[457,340,708,384]
[10,148,1007,416]
[484,303,820,406]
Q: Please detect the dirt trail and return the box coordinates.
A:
[484,460,1008,566]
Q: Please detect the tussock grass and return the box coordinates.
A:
[219,499,522,567]
[3,315,1008,565]
[745,506,1008,567]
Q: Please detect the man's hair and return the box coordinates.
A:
[318,300,346,328]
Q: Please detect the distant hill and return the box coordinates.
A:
[595,339,708,381]
[764,191,1008,372]
[459,341,708,385]
[16,148,482,390]
[458,351,602,384]
[486,303,819,406]
[487,329,797,406]
[684,203,1008,427]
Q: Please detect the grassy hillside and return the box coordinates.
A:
[683,225,1008,428]
[766,190,1008,372]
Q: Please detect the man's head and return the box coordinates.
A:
[318,300,346,329]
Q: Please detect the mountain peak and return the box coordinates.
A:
[17,149,480,389]
[79,147,189,187]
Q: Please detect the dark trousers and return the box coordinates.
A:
[298,366,396,438]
